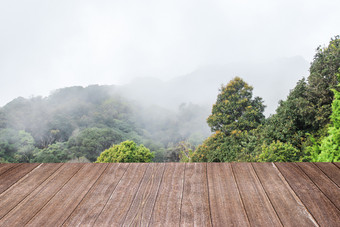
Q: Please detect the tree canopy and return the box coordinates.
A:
[96,140,154,163]
[207,77,265,135]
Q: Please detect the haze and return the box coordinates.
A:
[1,0,339,115]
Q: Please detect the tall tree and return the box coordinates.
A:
[307,35,340,130]
[207,77,265,135]
[312,76,340,162]
[194,77,265,162]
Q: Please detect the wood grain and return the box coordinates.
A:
[26,163,107,227]
[232,163,282,227]
[0,163,39,194]
[0,163,62,219]
[181,163,212,227]
[123,163,165,226]
[149,163,185,226]
[93,163,149,226]
[0,163,84,226]
[63,163,129,227]
[297,162,340,210]
[0,163,20,176]
[252,162,317,227]
[334,162,340,169]
[276,162,340,227]
[0,163,339,226]
[207,163,249,226]
[314,162,340,187]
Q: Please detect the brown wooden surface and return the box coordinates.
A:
[252,162,317,227]
[298,162,340,210]
[93,163,149,226]
[149,163,185,226]
[123,163,165,226]
[315,162,340,187]
[26,163,107,226]
[232,163,282,227]
[334,162,340,168]
[207,163,249,226]
[0,163,62,219]
[63,163,129,226]
[181,163,212,226]
[0,163,21,176]
[0,163,39,194]
[276,162,340,227]
[0,163,84,226]
[0,162,339,226]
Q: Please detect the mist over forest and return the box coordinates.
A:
[1,36,339,163]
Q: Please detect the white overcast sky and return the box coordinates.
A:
[0,0,339,107]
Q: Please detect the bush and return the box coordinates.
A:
[258,141,300,162]
[96,140,154,163]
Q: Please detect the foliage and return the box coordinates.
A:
[96,140,154,163]
[0,129,35,163]
[32,142,71,163]
[258,141,300,162]
[310,85,340,162]
[68,127,123,162]
[171,141,194,162]
[192,129,261,162]
[260,79,312,149]
[261,36,340,160]
[196,77,265,162]
[307,35,340,130]
[207,77,265,135]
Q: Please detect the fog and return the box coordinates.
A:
[1,0,339,114]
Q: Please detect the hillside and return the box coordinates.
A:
[0,85,210,163]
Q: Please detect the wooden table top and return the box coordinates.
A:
[0,162,339,226]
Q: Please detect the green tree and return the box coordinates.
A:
[207,77,265,135]
[96,140,154,163]
[311,84,340,162]
[32,142,71,163]
[0,129,35,163]
[68,127,123,162]
[195,77,265,162]
[260,79,313,150]
[307,35,340,130]
[258,141,300,162]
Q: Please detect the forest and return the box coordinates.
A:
[0,36,339,163]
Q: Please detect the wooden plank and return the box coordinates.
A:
[93,163,149,226]
[149,163,185,226]
[297,162,340,210]
[0,163,84,226]
[334,162,340,169]
[0,163,62,219]
[180,163,212,226]
[315,162,340,187]
[207,163,249,226]
[123,163,165,226]
[252,163,317,227]
[63,163,130,226]
[25,163,107,227]
[232,163,282,227]
[276,162,340,227]
[0,163,39,194]
[0,163,21,176]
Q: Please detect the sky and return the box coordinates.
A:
[0,0,339,108]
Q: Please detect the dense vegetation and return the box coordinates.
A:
[96,140,154,163]
[0,85,209,163]
[0,36,339,163]
[186,36,340,162]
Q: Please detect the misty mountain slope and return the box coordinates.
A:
[0,84,212,162]
[119,56,309,115]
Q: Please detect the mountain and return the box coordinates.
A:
[119,56,309,115]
